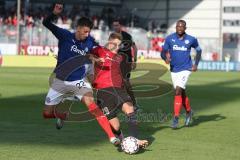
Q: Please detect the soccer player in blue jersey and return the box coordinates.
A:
[161,20,202,129]
[42,3,120,145]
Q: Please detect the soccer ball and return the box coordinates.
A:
[121,136,139,154]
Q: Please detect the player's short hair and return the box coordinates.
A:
[76,17,93,29]
[108,32,122,41]
[177,20,186,26]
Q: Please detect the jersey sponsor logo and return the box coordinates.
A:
[71,45,86,55]
[173,45,187,51]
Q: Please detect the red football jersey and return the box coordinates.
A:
[92,46,123,89]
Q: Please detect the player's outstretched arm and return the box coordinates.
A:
[42,3,68,40]
[42,3,63,28]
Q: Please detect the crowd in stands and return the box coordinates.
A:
[0,1,167,49]
[0,2,138,30]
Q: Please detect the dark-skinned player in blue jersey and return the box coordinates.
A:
[161,20,202,129]
[42,3,120,145]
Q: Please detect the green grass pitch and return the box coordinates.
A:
[0,67,240,160]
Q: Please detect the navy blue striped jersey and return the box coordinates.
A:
[161,33,201,72]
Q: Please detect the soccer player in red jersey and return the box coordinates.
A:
[90,32,148,148]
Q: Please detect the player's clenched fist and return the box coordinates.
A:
[53,4,63,15]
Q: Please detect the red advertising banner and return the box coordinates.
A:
[19,45,58,56]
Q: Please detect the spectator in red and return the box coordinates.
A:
[12,14,17,26]
[212,52,218,61]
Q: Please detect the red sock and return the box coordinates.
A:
[43,110,55,119]
[182,96,191,112]
[43,110,67,120]
[174,95,182,117]
[88,103,115,139]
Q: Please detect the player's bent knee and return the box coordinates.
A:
[82,92,94,106]
[122,102,134,115]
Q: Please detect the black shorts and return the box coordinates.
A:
[96,87,132,119]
